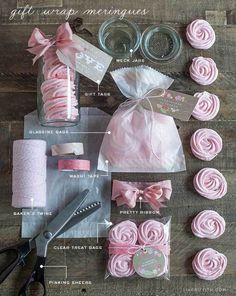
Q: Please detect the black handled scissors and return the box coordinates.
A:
[0,189,101,295]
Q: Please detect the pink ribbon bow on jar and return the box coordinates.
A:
[27,22,85,64]
[112,180,172,212]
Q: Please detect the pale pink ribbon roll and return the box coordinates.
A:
[189,57,218,85]
[12,140,47,208]
[192,248,227,280]
[58,159,90,171]
[112,180,172,212]
[190,128,223,161]
[51,143,84,156]
[191,210,225,239]
[186,19,216,49]
[193,168,227,200]
[192,91,220,121]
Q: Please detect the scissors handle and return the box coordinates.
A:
[0,246,21,284]
[18,256,46,296]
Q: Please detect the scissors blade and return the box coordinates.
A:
[35,189,89,257]
[56,201,101,237]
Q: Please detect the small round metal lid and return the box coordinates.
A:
[141,24,183,63]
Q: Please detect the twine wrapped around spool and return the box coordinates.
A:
[12,139,47,208]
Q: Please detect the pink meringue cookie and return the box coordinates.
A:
[192,248,227,280]
[192,91,220,121]
[190,128,223,161]
[190,57,218,85]
[191,210,225,239]
[41,47,78,121]
[109,220,138,245]
[186,19,216,49]
[138,220,168,245]
[107,254,135,277]
[193,168,227,200]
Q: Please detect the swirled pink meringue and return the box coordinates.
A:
[190,128,223,161]
[192,91,220,121]
[109,220,138,245]
[186,19,216,49]
[138,220,168,245]
[193,168,227,200]
[192,248,227,280]
[41,47,78,121]
[107,254,135,277]
[191,210,225,239]
[189,57,218,85]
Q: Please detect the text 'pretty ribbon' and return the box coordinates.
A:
[112,180,172,212]
[27,22,85,64]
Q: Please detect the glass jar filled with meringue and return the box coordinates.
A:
[37,46,80,127]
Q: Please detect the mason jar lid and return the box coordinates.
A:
[141,25,182,63]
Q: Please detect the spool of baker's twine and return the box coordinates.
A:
[12,139,47,208]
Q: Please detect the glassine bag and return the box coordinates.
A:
[98,66,186,172]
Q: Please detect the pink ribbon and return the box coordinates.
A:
[27,22,85,64]
[112,180,172,212]
[108,243,170,256]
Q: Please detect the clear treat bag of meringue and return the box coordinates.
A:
[98,66,186,173]
[105,217,171,280]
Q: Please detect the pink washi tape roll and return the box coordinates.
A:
[58,159,90,171]
[51,143,84,156]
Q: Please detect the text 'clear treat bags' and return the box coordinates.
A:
[98,66,186,173]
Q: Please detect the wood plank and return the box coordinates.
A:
[0,0,235,294]
[1,0,236,25]
[17,0,63,8]
[0,24,235,76]
[1,274,235,296]
[227,9,236,24]
[205,10,227,25]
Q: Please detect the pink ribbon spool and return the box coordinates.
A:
[12,139,47,208]
[58,159,90,171]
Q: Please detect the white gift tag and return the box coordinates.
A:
[133,247,166,278]
[57,34,113,83]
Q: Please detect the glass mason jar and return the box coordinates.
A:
[98,17,141,59]
[141,25,182,64]
[37,46,80,127]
